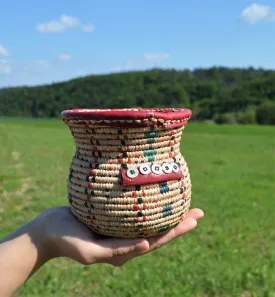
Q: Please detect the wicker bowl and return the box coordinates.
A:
[61,108,192,238]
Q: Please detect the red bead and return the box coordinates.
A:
[127,158,132,164]
[88,182,93,189]
[132,191,138,198]
[133,204,139,211]
[143,203,147,210]
[90,169,95,175]
[134,218,139,222]
[143,216,147,222]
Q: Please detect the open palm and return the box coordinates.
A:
[41,206,204,266]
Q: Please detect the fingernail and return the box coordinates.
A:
[135,240,148,251]
[189,218,198,228]
[199,210,204,218]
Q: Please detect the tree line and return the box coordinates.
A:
[0,67,274,124]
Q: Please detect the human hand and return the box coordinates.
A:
[40,206,204,267]
[0,206,203,296]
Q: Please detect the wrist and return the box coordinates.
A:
[35,207,73,260]
[33,208,61,261]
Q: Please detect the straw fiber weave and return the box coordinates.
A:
[62,108,192,238]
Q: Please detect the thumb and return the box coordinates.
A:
[95,238,149,259]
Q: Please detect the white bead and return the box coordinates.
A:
[162,163,173,174]
[126,167,139,178]
[139,164,151,175]
[152,163,163,175]
[171,162,180,173]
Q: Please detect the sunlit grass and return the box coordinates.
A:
[0,120,274,297]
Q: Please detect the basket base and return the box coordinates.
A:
[70,206,190,239]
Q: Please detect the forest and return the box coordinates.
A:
[0,66,274,124]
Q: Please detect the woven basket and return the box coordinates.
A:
[61,108,192,238]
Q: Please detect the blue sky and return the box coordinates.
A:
[0,0,274,87]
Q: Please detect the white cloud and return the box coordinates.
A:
[36,15,95,33]
[82,24,95,32]
[60,15,80,27]
[58,53,72,61]
[20,54,71,75]
[0,59,11,73]
[144,53,170,63]
[36,21,66,33]
[0,44,10,56]
[21,60,53,74]
[240,3,275,24]
[36,60,51,68]
[109,53,170,73]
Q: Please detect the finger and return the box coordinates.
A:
[112,214,200,263]
[185,208,204,220]
[94,237,149,260]
[94,208,203,262]
[147,216,198,251]
[146,208,203,250]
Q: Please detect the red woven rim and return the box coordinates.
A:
[61,108,192,121]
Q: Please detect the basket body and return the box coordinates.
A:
[61,108,192,238]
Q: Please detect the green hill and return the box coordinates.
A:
[0,67,275,124]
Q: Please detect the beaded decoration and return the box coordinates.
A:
[62,108,192,238]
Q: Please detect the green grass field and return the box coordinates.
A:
[0,119,274,297]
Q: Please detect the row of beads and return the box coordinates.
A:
[126,162,180,178]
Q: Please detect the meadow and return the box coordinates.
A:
[0,119,274,297]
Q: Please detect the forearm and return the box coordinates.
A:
[0,217,51,297]
[0,206,203,296]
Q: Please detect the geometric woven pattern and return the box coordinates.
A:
[62,108,192,238]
